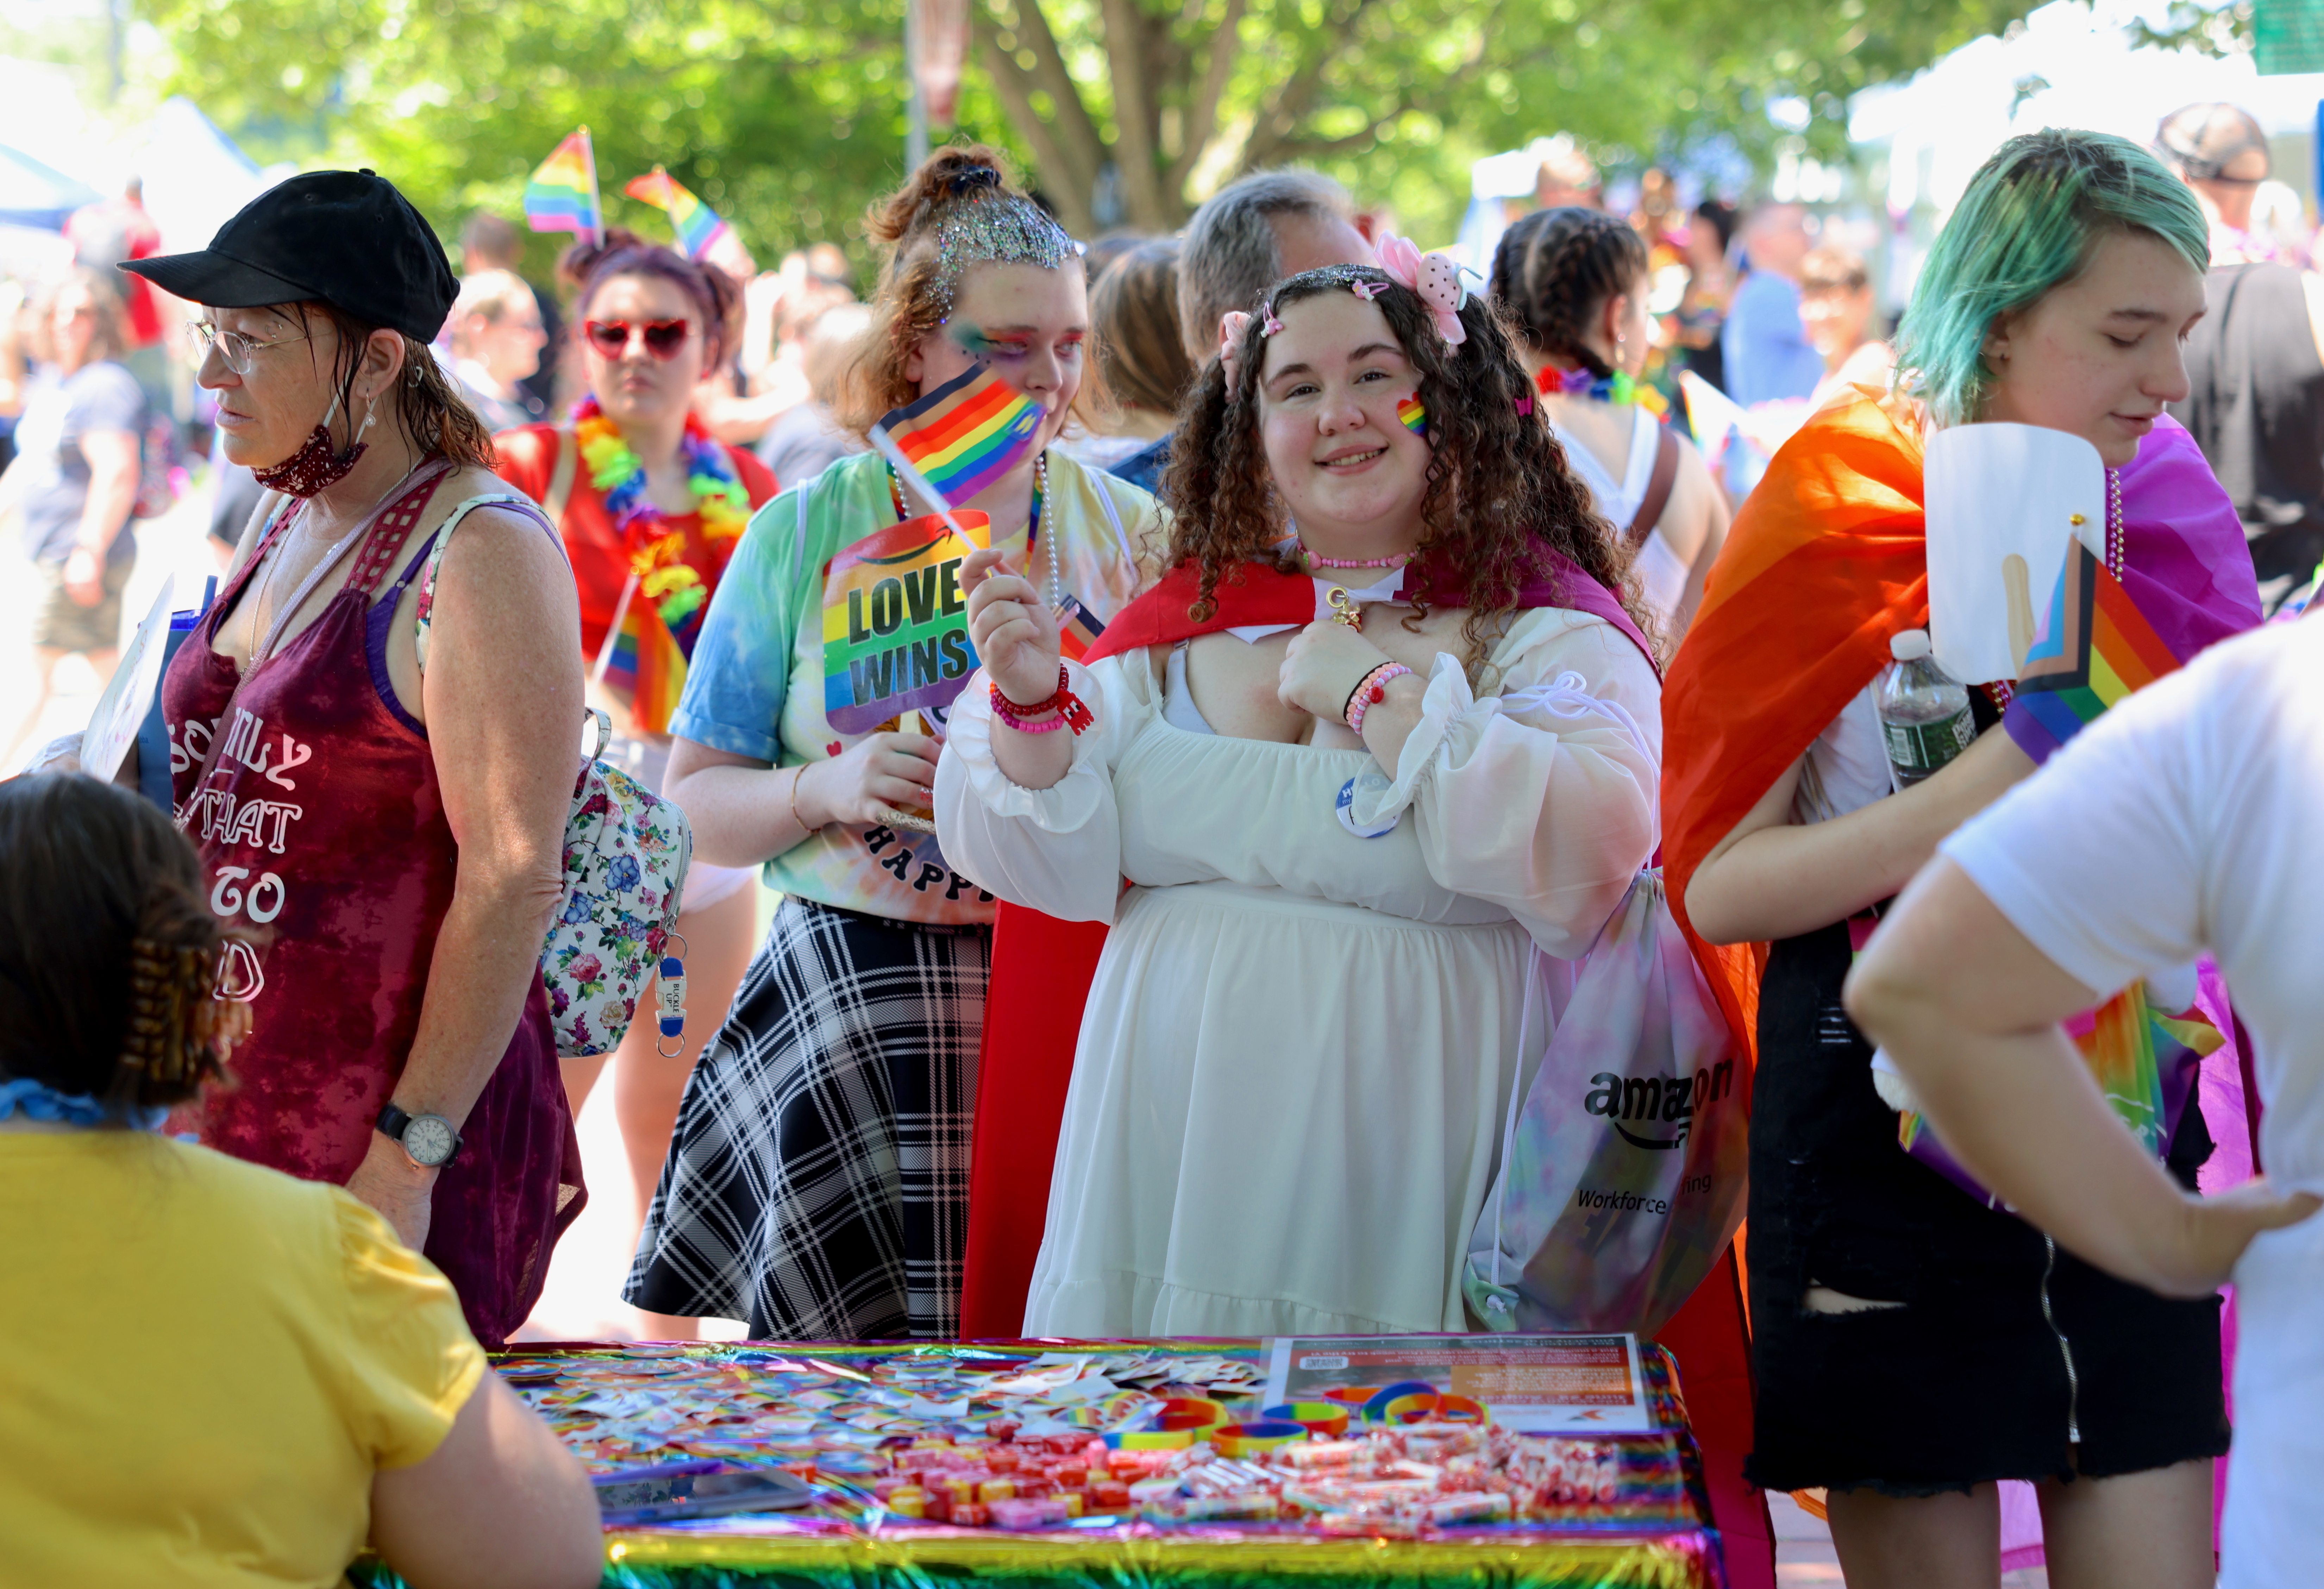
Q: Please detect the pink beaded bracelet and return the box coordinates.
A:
[1345,662,1412,736]
[991,665,1095,735]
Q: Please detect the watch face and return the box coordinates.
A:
[403,1113,457,1167]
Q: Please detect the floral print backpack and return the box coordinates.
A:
[416,492,695,1058]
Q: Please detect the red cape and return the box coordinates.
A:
[958,548,1774,1588]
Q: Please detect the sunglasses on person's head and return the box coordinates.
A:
[584,318,691,359]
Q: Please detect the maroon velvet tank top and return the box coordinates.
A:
[160,462,583,1347]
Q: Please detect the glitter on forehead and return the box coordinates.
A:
[932,195,1082,306]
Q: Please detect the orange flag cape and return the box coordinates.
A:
[1661,390,1936,995]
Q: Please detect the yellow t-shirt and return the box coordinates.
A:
[0,1130,486,1588]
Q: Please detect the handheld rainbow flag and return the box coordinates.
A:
[623,166,731,261]
[593,585,688,736]
[525,128,602,244]
[1054,596,1107,663]
[2004,539,2182,762]
[870,363,1044,509]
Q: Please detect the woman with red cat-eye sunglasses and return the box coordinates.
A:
[583,316,692,360]
[492,234,778,1342]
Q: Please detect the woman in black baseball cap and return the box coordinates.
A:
[120,170,588,1348]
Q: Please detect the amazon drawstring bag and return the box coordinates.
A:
[1464,869,1747,1337]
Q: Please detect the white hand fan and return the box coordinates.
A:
[1923,423,2106,686]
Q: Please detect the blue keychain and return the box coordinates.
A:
[654,932,689,1057]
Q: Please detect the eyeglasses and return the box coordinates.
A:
[585,318,691,360]
[187,319,313,375]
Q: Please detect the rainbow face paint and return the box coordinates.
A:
[1397,393,1428,436]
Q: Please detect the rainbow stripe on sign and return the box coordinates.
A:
[1397,394,1428,436]
[873,364,1044,508]
[525,128,601,241]
[624,166,731,261]
[2005,540,2180,761]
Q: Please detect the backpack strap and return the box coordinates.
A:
[541,426,579,525]
[412,492,565,675]
[1624,426,1682,552]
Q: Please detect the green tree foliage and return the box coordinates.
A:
[140,0,2037,264]
[139,0,952,277]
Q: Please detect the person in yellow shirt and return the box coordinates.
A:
[0,773,602,1589]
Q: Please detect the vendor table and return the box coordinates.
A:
[352,1336,1727,1589]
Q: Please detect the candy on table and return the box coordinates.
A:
[988,1496,1073,1530]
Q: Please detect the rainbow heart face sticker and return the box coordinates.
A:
[1397,394,1428,437]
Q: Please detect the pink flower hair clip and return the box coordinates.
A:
[1350,280,1386,302]
[1260,307,1284,336]
[1374,232,1467,345]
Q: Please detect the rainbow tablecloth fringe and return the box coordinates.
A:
[351,1338,1724,1589]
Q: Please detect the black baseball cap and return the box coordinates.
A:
[123,169,457,343]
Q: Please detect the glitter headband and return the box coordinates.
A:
[929,176,1082,307]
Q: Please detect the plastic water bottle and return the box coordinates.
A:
[1878,630,1973,787]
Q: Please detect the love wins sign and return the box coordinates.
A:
[822,510,990,734]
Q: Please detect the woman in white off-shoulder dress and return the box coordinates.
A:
[936,251,1662,1337]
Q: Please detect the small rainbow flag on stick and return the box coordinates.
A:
[624,166,731,261]
[592,580,688,736]
[870,364,1044,509]
[2004,539,2181,762]
[524,128,602,245]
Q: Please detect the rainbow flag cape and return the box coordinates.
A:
[871,364,1044,508]
[595,594,688,737]
[525,128,601,243]
[623,166,730,261]
[2003,539,2181,762]
[1897,984,2222,1208]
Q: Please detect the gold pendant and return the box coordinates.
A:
[1327,587,1364,628]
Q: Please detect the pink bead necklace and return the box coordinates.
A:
[1296,541,1412,574]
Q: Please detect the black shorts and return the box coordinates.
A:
[1744,921,2228,1496]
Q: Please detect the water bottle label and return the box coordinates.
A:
[1882,712,1974,775]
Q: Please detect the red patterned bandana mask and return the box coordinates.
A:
[252,390,370,497]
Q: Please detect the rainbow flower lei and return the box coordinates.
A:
[573,395,751,647]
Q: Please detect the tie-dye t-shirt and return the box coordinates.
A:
[672,448,1165,924]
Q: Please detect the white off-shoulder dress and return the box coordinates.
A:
[934,603,1661,1337]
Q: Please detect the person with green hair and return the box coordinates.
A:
[1661,128,2263,1587]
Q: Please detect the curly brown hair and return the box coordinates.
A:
[1160,264,1649,667]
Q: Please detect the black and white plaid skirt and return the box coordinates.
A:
[625,896,991,1338]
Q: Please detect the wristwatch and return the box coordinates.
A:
[376,1102,462,1168]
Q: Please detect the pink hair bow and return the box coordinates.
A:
[1374,232,1467,345]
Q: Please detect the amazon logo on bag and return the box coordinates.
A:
[1583,1061,1735,1150]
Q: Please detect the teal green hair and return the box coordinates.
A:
[1895,129,2209,428]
